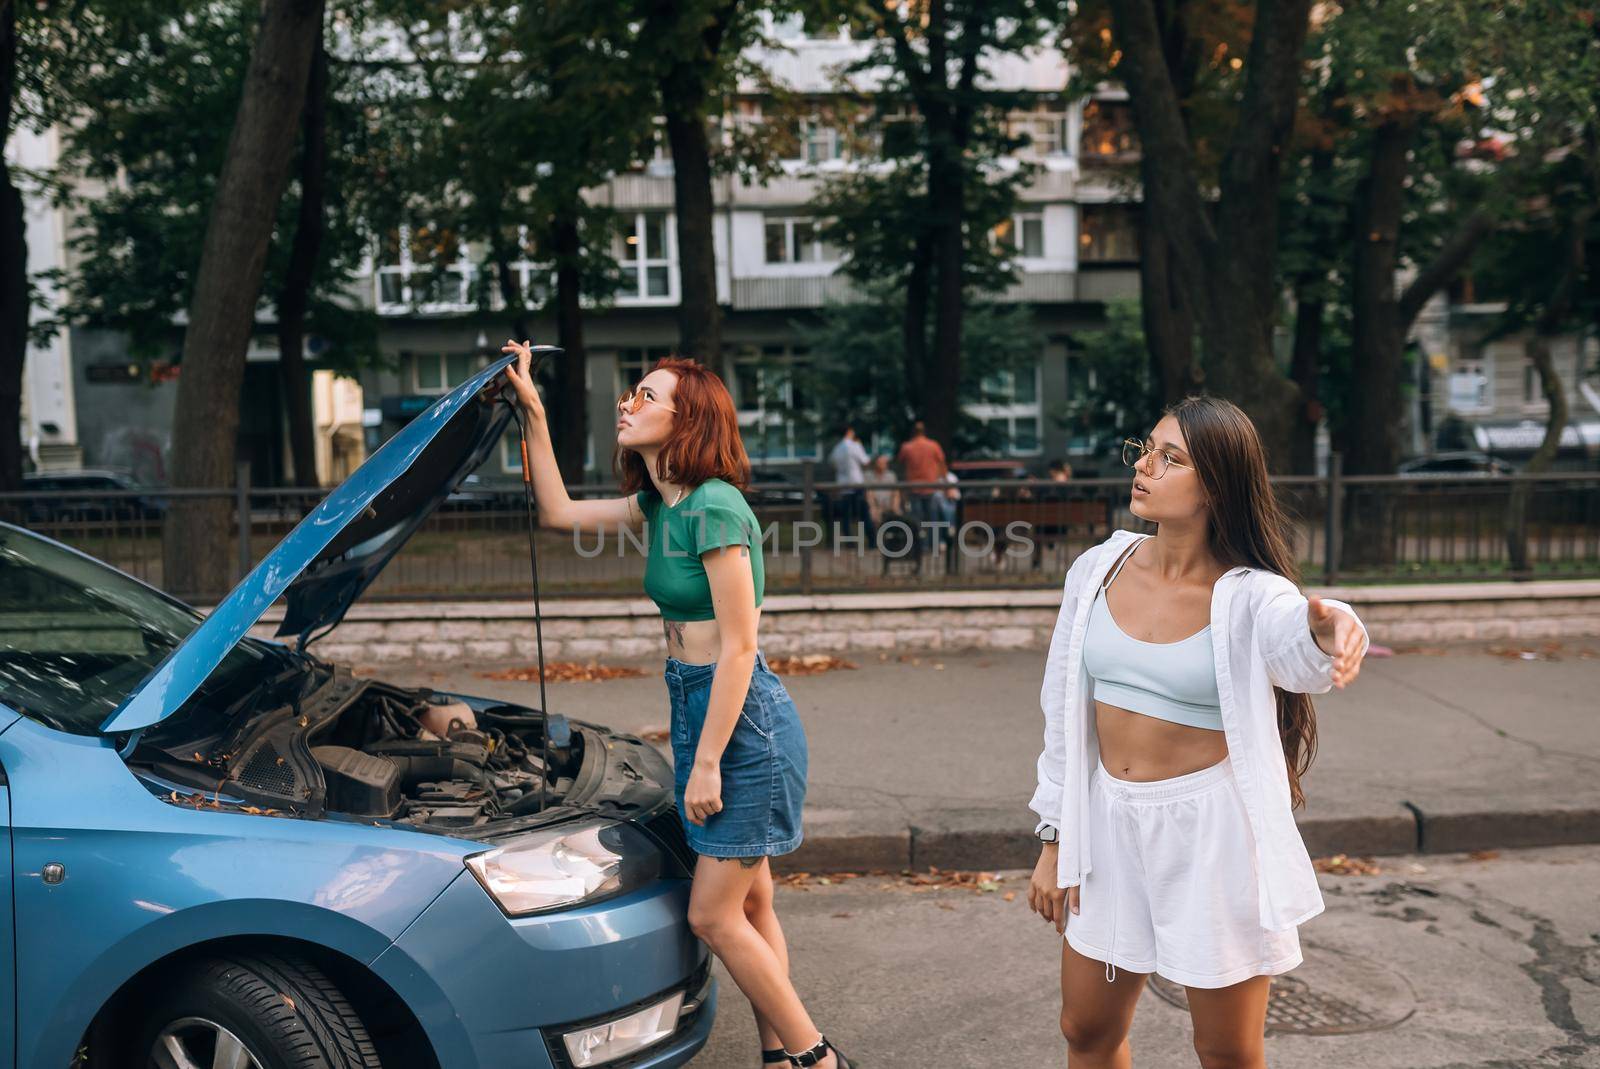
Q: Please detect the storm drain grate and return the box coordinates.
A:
[1147,943,1417,1037]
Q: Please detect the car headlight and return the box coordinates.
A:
[465,820,661,915]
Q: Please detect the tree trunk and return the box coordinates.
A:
[162,0,325,599]
[550,203,587,482]
[0,0,26,494]
[924,120,963,452]
[1338,117,1414,569]
[1342,117,1416,477]
[1138,221,1198,404]
[276,30,327,489]
[1108,0,1314,466]
[1506,205,1589,574]
[1287,294,1323,475]
[663,107,720,364]
[1505,335,1569,576]
[902,231,932,421]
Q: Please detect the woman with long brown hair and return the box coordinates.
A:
[503,343,853,1069]
[1026,396,1369,1068]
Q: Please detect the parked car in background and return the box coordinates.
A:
[21,469,168,523]
[0,357,713,1069]
[1397,452,1515,477]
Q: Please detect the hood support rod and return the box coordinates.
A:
[514,346,561,813]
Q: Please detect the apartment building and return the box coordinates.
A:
[354,28,1143,483]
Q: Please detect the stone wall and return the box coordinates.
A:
[246,580,1600,664]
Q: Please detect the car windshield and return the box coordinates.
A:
[0,526,285,735]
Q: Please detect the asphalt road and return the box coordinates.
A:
[687,845,1600,1068]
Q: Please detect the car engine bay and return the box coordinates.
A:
[134,665,603,834]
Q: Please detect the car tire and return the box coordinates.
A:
[139,952,381,1069]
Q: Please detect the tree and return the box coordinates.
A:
[0,0,24,492]
[164,0,326,597]
[1473,84,1600,571]
[379,0,650,482]
[812,0,1064,451]
[1084,0,1315,467]
[54,1,387,496]
[795,285,1043,456]
[630,0,747,364]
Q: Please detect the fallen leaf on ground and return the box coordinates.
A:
[1002,891,1016,902]
[1467,849,1500,861]
[767,654,857,676]
[481,662,648,683]
[776,868,1013,894]
[1486,642,1563,662]
[831,912,853,919]
[1312,853,1382,876]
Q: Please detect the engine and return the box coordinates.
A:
[149,670,579,831]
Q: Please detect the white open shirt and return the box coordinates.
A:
[1030,529,1371,932]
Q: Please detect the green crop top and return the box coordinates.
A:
[636,478,765,622]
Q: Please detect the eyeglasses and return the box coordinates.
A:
[1122,438,1194,479]
[617,386,676,415]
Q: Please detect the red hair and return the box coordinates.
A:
[615,356,751,494]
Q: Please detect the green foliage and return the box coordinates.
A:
[1048,299,1162,454]
[47,0,386,371]
[793,285,1043,455]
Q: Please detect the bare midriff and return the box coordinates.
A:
[661,610,762,666]
[1094,701,1229,782]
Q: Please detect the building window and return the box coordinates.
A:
[510,226,554,309]
[614,213,673,300]
[799,118,844,164]
[411,352,479,395]
[967,363,1042,456]
[1080,99,1138,161]
[617,347,674,395]
[1449,355,1493,414]
[764,216,836,264]
[994,212,1045,259]
[734,345,819,461]
[375,225,473,313]
[1079,204,1141,264]
[1006,104,1069,159]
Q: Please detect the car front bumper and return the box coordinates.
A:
[371,869,713,1069]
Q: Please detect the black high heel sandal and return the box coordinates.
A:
[763,1050,789,1064]
[786,1035,853,1068]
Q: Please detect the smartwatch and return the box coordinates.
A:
[1037,824,1059,844]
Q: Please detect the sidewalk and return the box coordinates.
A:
[372,638,1600,873]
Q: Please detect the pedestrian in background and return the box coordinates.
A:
[896,420,949,565]
[1028,395,1369,1069]
[827,423,870,537]
[862,453,901,549]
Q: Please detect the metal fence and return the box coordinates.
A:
[5,461,1598,603]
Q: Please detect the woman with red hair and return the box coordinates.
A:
[504,343,852,1069]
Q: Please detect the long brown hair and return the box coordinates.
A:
[1169,395,1317,809]
[615,356,751,495]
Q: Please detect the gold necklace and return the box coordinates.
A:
[670,484,686,507]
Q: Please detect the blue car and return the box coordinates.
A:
[0,356,713,1069]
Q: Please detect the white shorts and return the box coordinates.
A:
[1064,756,1303,989]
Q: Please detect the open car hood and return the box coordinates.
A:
[100,356,520,735]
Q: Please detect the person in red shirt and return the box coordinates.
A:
[896,421,953,563]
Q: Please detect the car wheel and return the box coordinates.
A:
[141,953,381,1069]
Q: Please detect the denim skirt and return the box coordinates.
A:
[665,649,808,859]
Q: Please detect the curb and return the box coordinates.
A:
[771,806,1600,874]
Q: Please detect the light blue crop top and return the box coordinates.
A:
[1082,540,1224,731]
